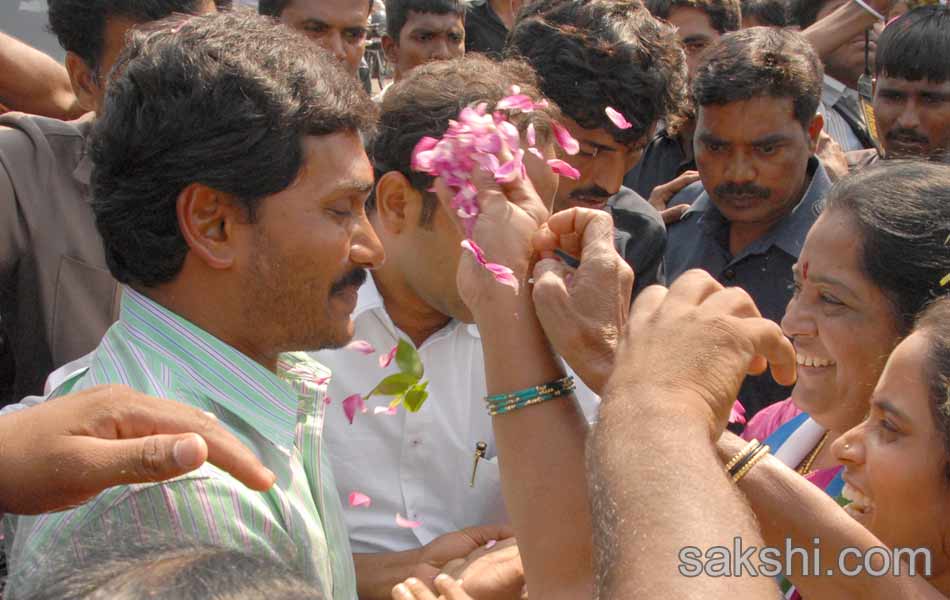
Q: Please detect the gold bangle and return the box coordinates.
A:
[725,439,760,472]
[732,444,770,483]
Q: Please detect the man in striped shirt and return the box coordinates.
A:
[2,11,384,600]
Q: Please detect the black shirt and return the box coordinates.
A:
[464,0,508,59]
[623,128,695,200]
[609,186,667,298]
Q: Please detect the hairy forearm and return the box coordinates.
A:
[801,1,880,63]
[354,549,425,600]
[720,433,943,599]
[0,32,81,120]
[474,295,593,599]
[589,392,777,599]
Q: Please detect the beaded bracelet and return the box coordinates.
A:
[485,376,575,416]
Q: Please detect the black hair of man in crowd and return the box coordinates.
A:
[508,0,687,147]
[370,54,560,224]
[646,0,741,34]
[47,0,217,72]
[259,0,374,15]
[876,5,950,85]
[740,0,788,26]
[90,11,376,287]
[385,0,465,38]
[24,540,323,600]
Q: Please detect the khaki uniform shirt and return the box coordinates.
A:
[0,112,119,405]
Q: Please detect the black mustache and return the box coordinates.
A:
[714,182,771,200]
[568,185,611,201]
[330,268,367,295]
[886,128,929,145]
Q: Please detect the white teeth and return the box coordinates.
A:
[842,483,874,517]
[796,354,836,368]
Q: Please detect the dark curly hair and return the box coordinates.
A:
[692,27,822,130]
[741,0,789,26]
[385,0,466,40]
[645,0,741,34]
[47,0,212,71]
[371,54,560,226]
[506,0,687,147]
[90,11,377,287]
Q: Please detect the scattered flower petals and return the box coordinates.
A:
[485,539,498,549]
[461,239,520,293]
[605,106,633,130]
[528,147,545,160]
[324,396,332,405]
[552,121,579,155]
[345,340,375,355]
[547,159,581,180]
[496,94,536,112]
[526,123,536,147]
[379,345,398,368]
[374,405,398,415]
[396,513,422,529]
[343,393,366,424]
[729,400,747,425]
[349,492,372,508]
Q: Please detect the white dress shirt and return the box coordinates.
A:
[315,276,599,554]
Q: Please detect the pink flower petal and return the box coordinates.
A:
[461,239,488,266]
[374,405,398,415]
[526,123,536,147]
[547,159,581,180]
[345,340,375,355]
[494,149,524,183]
[728,400,747,425]
[527,147,545,160]
[315,375,331,385]
[485,539,498,549]
[343,393,366,424]
[379,345,398,368]
[349,492,372,508]
[396,513,422,528]
[605,106,633,130]
[324,396,332,405]
[485,263,520,293]
[496,94,536,112]
[552,121,579,155]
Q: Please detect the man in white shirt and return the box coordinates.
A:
[314,55,600,600]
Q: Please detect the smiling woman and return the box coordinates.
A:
[743,160,950,500]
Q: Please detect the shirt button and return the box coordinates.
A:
[723,269,736,281]
[411,439,421,447]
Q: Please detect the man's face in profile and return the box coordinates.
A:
[278,0,371,74]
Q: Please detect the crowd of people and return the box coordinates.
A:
[0,0,948,598]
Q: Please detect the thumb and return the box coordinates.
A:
[661,204,689,225]
[77,432,210,491]
[532,258,573,313]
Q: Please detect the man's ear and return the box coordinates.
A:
[382,34,398,66]
[64,51,102,114]
[807,112,824,154]
[375,171,424,235]
[176,183,240,270]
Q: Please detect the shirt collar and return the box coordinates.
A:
[118,287,303,449]
[71,113,96,189]
[682,157,830,259]
[822,75,849,106]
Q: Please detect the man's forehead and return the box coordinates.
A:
[403,10,464,31]
[282,0,370,25]
[697,97,801,136]
[877,75,950,93]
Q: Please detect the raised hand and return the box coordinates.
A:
[0,384,275,515]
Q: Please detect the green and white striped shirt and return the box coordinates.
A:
[2,288,356,599]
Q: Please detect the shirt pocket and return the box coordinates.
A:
[459,454,509,528]
[51,255,118,366]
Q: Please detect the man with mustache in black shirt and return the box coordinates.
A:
[664,28,833,420]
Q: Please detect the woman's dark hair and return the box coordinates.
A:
[90,11,377,287]
[47,0,211,71]
[875,5,950,83]
[823,161,950,335]
[914,298,950,481]
[741,0,789,26]
[385,0,466,40]
[23,541,324,600]
[371,54,560,226]
[692,27,823,130]
[506,0,687,147]
[645,0,742,34]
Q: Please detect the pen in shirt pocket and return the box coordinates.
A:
[470,441,488,487]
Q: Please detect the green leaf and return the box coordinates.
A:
[403,380,430,413]
[395,339,424,379]
[368,372,419,397]
[833,495,852,507]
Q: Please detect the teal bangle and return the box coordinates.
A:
[485,376,575,416]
